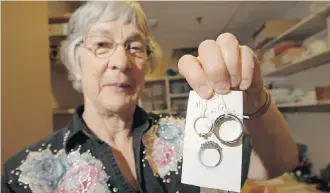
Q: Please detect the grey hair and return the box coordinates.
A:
[59,1,156,92]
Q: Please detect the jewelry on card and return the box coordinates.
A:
[193,99,214,139]
[213,114,244,145]
[198,141,222,168]
[213,95,244,146]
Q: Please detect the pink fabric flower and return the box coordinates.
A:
[152,139,176,167]
[56,163,103,193]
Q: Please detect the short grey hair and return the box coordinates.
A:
[60,1,156,92]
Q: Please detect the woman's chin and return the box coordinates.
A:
[100,95,137,113]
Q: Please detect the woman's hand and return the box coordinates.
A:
[178,33,266,114]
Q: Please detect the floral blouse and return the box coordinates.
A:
[1,105,252,193]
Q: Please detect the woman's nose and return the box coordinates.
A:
[108,44,130,71]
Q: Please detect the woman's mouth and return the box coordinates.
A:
[102,83,134,92]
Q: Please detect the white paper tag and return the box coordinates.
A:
[181,91,243,193]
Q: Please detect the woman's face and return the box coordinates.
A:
[79,19,148,113]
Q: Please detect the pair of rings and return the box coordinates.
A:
[193,113,244,146]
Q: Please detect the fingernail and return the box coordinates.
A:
[214,82,229,94]
[240,79,250,90]
[199,85,212,99]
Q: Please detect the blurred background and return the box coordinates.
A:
[2,1,330,192]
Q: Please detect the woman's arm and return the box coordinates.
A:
[245,89,299,180]
[176,33,298,180]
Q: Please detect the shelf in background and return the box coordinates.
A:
[264,49,330,77]
[169,93,189,98]
[49,35,67,41]
[261,5,330,51]
[277,101,330,113]
[167,76,185,81]
[53,108,75,115]
[49,13,72,24]
[145,77,166,82]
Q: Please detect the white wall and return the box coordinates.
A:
[281,63,330,174]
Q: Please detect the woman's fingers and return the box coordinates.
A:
[178,32,260,100]
[197,39,230,95]
[239,45,256,90]
[216,33,241,88]
[178,55,213,99]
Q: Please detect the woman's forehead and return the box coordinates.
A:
[87,20,146,41]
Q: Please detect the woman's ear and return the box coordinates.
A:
[75,53,83,80]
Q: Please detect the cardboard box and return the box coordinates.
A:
[273,41,302,55]
[272,47,305,68]
[280,47,305,64]
[315,85,330,102]
[252,19,300,49]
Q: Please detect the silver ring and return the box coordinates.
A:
[213,113,244,145]
[193,116,213,139]
[198,141,222,168]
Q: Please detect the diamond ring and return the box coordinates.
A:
[198,141,222,168]
[193,116,214,139]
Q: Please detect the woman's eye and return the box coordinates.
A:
[97,42,112,48]
[93,41,114,56]
[129,42,145,52]
[131,47,143,51]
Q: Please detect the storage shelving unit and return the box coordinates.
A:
[259,5,330,113]
[169,93,190,98]
[48,13,71,74]
[264,48,330,76]
[139,76,190,116]
[259,6,330,52]
[277,101,330,113]
[53,108,75,115]
[49,13,72,24]
[48,13,85,130]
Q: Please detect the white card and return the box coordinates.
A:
[181,91,243,193]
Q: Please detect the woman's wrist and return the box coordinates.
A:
[243,87,270,119]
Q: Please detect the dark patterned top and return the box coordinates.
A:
[1,105,252,193]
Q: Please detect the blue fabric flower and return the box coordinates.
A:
[156,124,183,144]
[32,156,66,190]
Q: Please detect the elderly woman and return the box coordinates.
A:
[2,1,298,193]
